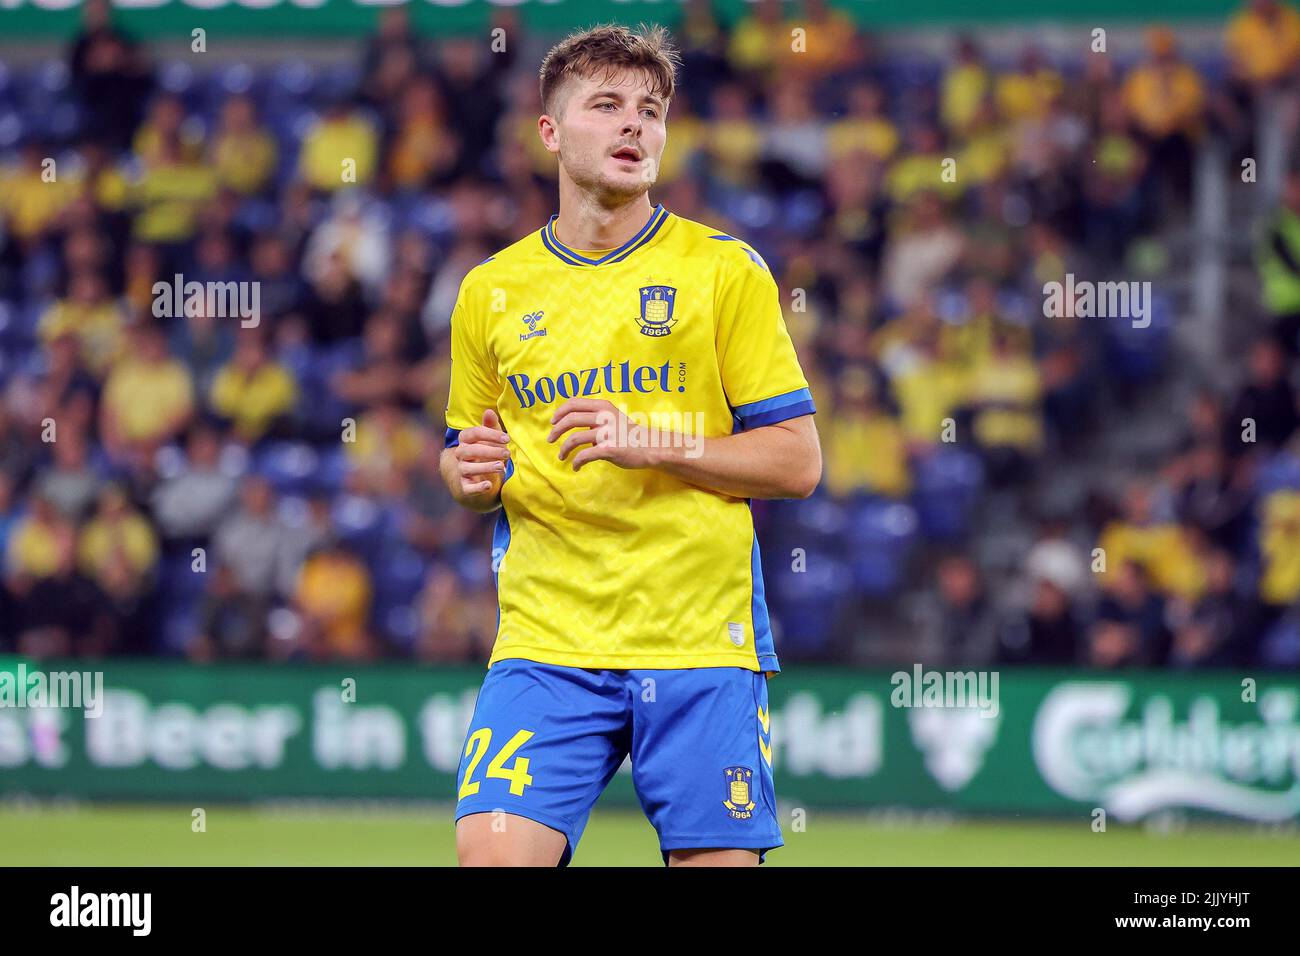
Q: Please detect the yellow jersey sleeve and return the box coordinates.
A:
[444,279,502,447]
[714,244,816,429]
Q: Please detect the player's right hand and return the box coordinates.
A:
[452,408,511,497]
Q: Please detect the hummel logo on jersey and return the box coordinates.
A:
[520,310,547,341]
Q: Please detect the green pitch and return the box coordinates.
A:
[2,804,1297,865]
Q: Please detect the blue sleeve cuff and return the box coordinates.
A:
[444,428,461,448]
[732,387,817,430]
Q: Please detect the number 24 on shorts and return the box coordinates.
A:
[459,728,536,798]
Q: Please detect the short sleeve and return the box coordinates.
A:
[715,246,816,431]
[444,283,501,448]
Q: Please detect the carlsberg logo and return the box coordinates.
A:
[1032,683,1300,822]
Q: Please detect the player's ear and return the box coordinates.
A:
[538,114,561,155]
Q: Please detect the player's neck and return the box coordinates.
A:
[553,186,656,251]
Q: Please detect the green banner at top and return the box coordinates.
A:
[0,0,1247,43]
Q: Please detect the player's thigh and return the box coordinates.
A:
[456,811,568,867]
[629,667,783,861]
[455,660,630,865]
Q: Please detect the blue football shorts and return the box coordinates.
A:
[454,660,782,865]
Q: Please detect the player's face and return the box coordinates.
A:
[543,68,667,205]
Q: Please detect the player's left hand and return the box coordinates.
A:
[547,398,653,471]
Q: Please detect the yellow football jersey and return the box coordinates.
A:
[445,204,816,672]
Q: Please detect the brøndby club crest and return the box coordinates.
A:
[724,766,755,819]
[637,286,678,337]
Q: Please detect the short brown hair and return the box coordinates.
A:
[538,23,680,118]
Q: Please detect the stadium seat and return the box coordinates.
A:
[845,497,919,595]
[269,60,317,102]
[217,62,257,97]
[1104,290,1172,383]
[317,63,361,102]
[159,60,195,95]
[382,603,420,649]
[1254,452,1300,495]
[256,441,322,495]
[767,493,848,556]
[160,606,202,657]
[372,546,429,605]
[912,448,984,540]
[768,548,852,655]
[312,445,349,496]
[161,548,209,601]
[1260,613,1300,668]
[332,494,390,561]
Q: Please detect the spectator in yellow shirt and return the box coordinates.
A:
[0,141,77,249]
[298,99,378,193]
[100,322,195,471]
[828,81,898,163]
[344,399,427,498]
[887,126,963,204]
[294,542,375,660]
[1083,98,1148,261]
[892,352,969,452]
[4,494,75,588]
[1258,488,1300,607]
[957,99,1011,187]
[1121,28,1204,202]
[77,483,159,604]
[73,141,130,214]
[966,333,1044,484]
[777,0,857,79]
[1225,0,1300,90]
[38,269,127,380]
[728,0,789,87]
[823,366,911,499]
[703,82,764,188]
[415,565,497,663]
[132,93,204,168]
[128,131,219,245]
[940,276,1030,368]
[876,301,970,449]
[1097,481,1206,601]
[942,36,991,136]
[388,77,460,191]
[1123,29,1206,140]
[209,328,299,444]
[211,94,278,197]
[996,47,1064,124]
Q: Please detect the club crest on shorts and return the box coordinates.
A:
[637,286,677,337]
[724,766,755,818]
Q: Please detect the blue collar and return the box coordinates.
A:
[540,204,671,267]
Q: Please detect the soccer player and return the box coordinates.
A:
[442,23,821,867]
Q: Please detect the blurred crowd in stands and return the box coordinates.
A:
[1,0,1299,667]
